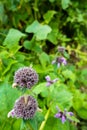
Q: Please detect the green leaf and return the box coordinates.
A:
[2,60,17,76]
[73,90,87,119]
[79,69,87,86]
[32,83,47,95]
[29,117,38,130]
[0,81,20,121]
[3,28,26,49]
[26,21,52,40]
[35,112,44,127]
[44,116,77,130]
[39,52,50,68]
[61,0,70,10]
[24,39,42,53]
[23,40,33,50]
[25,21,41,33]
[62,70,76,82]
[47,29,58,44]
[20,120,26,130]
[43,10,57,23]
[52,85,73,109]
[29,112,44,130]
[77,108,87,120]
[15,52,25,63]
[36,25,52,40]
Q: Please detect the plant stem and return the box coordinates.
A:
[0,32,6,37]
[39,108,50,130]
[67,46,87,56]
[34,0,38,20]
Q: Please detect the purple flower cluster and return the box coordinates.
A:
[13,67,38,89]
[52,57,67,67]
[54,107,73,123]
[52,46,67,67]
[45,75,58,87]
[8,95,37,120]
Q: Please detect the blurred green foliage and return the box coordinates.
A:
[0,0,87,130]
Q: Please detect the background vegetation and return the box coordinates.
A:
[0,0,87,130]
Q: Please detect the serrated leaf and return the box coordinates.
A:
[26,21,52,40]
[25,21,41,33]
[52,85,73,108]
[36,25,52,40]
[3,28,26,49]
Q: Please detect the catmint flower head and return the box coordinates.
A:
[13,67,38,89]
[52,57,67,67]
[8,95,37,120]
[58,46,65,53]
[54,106,73,124]
[45,75,58,87]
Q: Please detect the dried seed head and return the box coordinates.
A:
[13,67,38,89]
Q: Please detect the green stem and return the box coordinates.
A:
[39,108,50,130]
[0,32,6,37]
[34,0,38,20]
[67,46,87,56]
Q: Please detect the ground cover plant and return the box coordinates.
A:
[0,0,87,130]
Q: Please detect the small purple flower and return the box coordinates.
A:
[52,57,67,67]
[45,75,58,87]
[54,106,73,124]
[55,110,66,124]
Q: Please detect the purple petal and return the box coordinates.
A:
[68,112,73,116]
[60,57,67,65]
[7,109,15,118]
[61,115,66,124]
[46,82,51,87]
[52,60,56,64]
[53,78,58,83]
[57,63,60,68]
[63,60,67,65]
[54,113,61,118]
[45,75,51,82]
